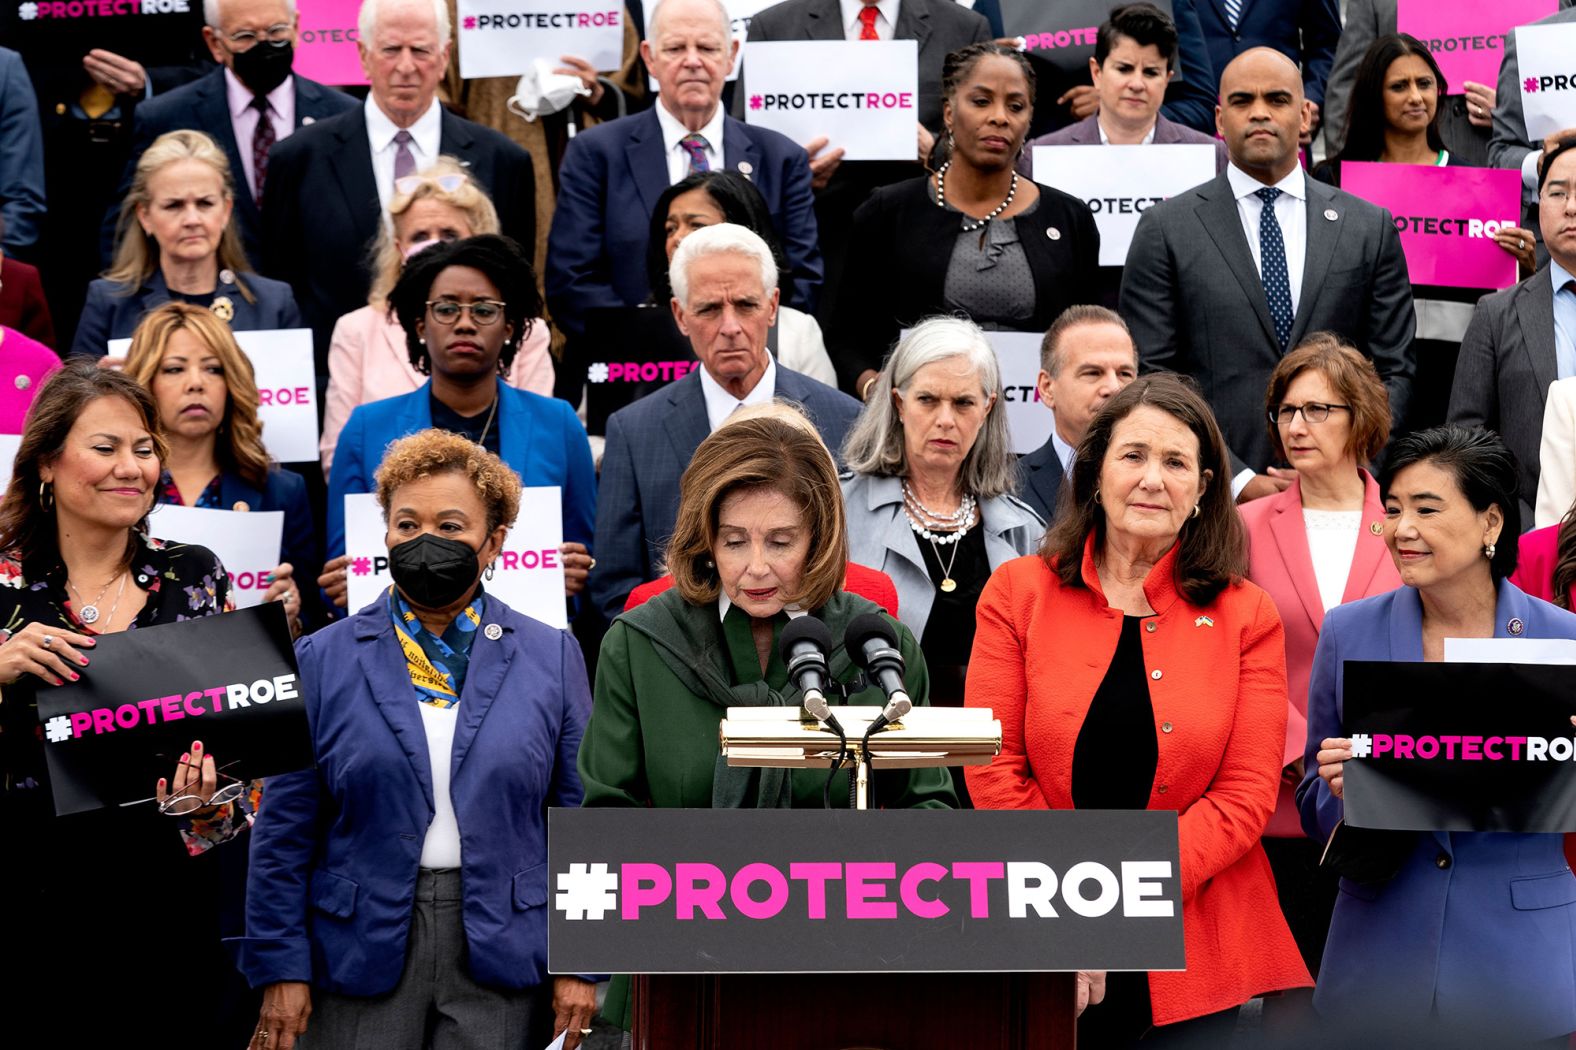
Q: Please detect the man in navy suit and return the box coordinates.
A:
[1197,0,1340,143]
[590,224,858,620]
[260,0,535,374]
[1018,305,1138,522]
[101,0,359,270]
[545,0,821,342]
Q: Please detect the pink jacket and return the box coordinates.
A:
[1239,473,1401,836]
[1511,524,1562,604]
[0,326,61,433]
[319,305,555,475]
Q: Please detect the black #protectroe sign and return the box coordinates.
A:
[37,602,311,816]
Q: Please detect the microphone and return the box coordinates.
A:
[780,616,835,719]
[844,613,911,726]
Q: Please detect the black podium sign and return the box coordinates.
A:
[37,602,311,816]
[548,809,1183,974]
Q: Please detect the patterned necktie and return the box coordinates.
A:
[1255,187,1294,351]
[250,95,276,205]
[1223,0,1243,30]
[393,129,416,180]
[858,5,880,39]
[679,132,711,173]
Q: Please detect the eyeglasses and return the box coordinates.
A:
[395,173,468,196]
[119,757,247,817]
[226,23,292,47]
[1268,401,1351,425]
[426,300,507,326]
[1542,184,1572,205]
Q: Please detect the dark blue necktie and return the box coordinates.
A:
[1256,186,1293,351]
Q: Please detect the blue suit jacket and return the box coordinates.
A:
[102,69,358,268]
[326,379,597,560]
[589,365,860,621]
[234,596,591,994]
[71,269,303,357]
[544,107,823,339]
[0,47,44,254]
[1296,581,1576,1038]
[1198,0,1341,108]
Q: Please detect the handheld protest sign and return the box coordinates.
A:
[149,504,286,609]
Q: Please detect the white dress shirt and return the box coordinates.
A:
[1097,118,1156,145]
[1304,509,1361,614]
[699,354,777,432]
[366,95,443,217]
[838,0,899,39]
[1050,428,1076,473]
[654,100,726,185]
[224,68,296,196]
[1226,160,1308,320]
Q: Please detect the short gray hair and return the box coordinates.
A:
[670,223,779,307]
[205,0,296,30]
[358,0,450,49]
[842,316,1018,499]
[648,0,731,41]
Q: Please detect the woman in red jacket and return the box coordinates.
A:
[966,374,1310,1047]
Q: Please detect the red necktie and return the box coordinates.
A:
[858,5,880,39]
[251,95,275,205]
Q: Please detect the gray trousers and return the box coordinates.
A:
[303,868,554,1050]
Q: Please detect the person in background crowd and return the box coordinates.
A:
[829,42,1099,398]
[75,129,302,358]
[1017,305,1138,523]
[545,0,823,343]
[1512,494,1576,609]
[1537,376,1576,529]
[0,360,254,1044]
[0,246,57,349]
[1299,425,1576,1046]
[321,235,593,613]
[1315,34,1534,431]
[590,223,858,621]
[968,373,1311,1047]
[1488,5,1576,246]
[1449,138,1576,527]
[0,309,60,433]
[841,317,1042,725]
[580,405,957,1027]
[1238,334,1401,980]
[1195,0,1338,147]
[102,0,359,270]
[1122,48,1415,500]
[124,302,315,636]
[645,170,836,387]
[0,46,45,259]
[241,430,597,1050]
[261,0,536,373]
[321,158,553,475]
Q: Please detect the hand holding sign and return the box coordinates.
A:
[1317,736,1354,800]
[0,619,95,689]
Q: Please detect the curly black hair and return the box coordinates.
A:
[388,234,543,376]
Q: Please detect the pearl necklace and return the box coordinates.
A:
[935,162,1018,233]
[902,482,976,547]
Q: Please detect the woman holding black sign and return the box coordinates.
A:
[240,429,598,1050]
[0,359,252,1043]
[1298,426,1576,1045]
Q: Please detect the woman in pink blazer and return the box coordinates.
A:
[320,159,553,475]
[1239,334,1402,978]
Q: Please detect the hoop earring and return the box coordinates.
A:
[484,562,497,581]
[946,129,955,152]
[1483,542,1496,560]
[38,481,53,512]
[1191,503,1201,519]
[1092,487,1101,505]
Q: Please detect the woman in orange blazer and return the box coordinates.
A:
[967,374,1310,1048]
[1239,335,1402,978]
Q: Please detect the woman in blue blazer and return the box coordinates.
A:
[238,430,598,1048]
[321,236,595,613]
[1297,426,1576,1045]
[73,129,301,357]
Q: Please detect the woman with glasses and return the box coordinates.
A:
[1238,334,1401,984]
[321,157,554,475]
[320,235,595,613]
[0,359,253,1042]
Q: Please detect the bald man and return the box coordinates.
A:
[1119,48,1414,500]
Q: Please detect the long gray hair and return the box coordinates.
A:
[841,316,1018,499]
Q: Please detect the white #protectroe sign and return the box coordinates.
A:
[1033,143,1216,266]
[741,40,919,161]
[148,503,286,609]
[457,0,625,79]
[1514,23,1576,140]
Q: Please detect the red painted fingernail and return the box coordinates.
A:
[181,752,190,762]
[158,778,167,788]
[192,741,203,750]
[69,672,79,681]
[79,657,89,666]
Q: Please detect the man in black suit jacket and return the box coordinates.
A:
[1121,48,1413,500]
[1019,306,1138,522]
[260,0,534,373]
[102,0,358,269]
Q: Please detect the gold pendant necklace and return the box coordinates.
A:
[930,535,961,593]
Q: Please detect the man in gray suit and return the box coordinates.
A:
[1488,5,1576,239]
[1121,48,1414,500]
[1448,140,1576,524]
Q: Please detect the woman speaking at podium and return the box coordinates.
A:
[966,375,1310,1046]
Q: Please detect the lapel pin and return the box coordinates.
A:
[13,375,28,391]
[211,296,235,322]
[1507,617,1525,636]
[1194,615,1214,628]
[737,161,753,177]
[218,268,235,286]
[1046,227,1062,240]
[231,500,250,512]
[303,116,315,125]
[1323,209,1338,221]
[1369,521,1383,535]
[484,623,503,640]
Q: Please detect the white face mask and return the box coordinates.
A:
[506,59,591,123]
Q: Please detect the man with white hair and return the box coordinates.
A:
[259,0,535,374]
[545,0,821,345]
[589,223,857,620]
[102,0,359,268]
